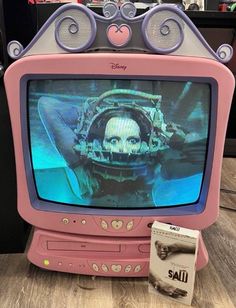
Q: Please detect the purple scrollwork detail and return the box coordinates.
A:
[7,41,24,59]
[55,13,97,52]
[120,2,137,20]
[216,44,233,63]
[142,15,184,54]
[103,2,119,19]
[69,22,79,34]
[5,3,234,63]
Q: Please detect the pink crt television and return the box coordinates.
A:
[4,3,235,277]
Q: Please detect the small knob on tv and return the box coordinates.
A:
[111,264,122,272]
[126,221,134,231]
[134,265,142,273]
[101,220,108,230]
[62,218,70,224]
[125,265,132,272]
[102,264,109,272]
[92,263,99,272]
[111,220,123,230]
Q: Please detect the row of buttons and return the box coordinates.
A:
[43,259,143,274]
[101,219,134,231]
[61,218,87,225]
[61,218,135,231]
[92,263,142,273]
[61,218,136,230]
[43,259,86,268]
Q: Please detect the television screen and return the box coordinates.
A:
[28,78,210,209]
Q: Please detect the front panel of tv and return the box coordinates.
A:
[4,53,235,238]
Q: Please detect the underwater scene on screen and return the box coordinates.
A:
[28,79,210,208]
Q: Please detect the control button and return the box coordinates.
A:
[124,265,132,273]
[126,221,134,231]
[134,265,142,273]
[138,244,150,253]
[101,264,109,272]
[69,263,72,267]
[81,219,86,225]
[101,220,108,230]
[43,259,50,266]
[58,262,62,266]
[62,218,70,224]
[92,263,99,272]
[111,264,122,272]
[111,220,123,230]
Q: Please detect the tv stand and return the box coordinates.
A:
[28,228,208,276]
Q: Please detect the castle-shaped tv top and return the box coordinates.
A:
[7,2,233,62]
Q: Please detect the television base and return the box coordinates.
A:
[27,228,208,277]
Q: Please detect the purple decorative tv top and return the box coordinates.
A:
[7,3,233,63]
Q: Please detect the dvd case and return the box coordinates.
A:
[149,221,199,305]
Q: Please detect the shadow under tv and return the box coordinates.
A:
[4,3,235,276]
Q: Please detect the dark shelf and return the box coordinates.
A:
[35,4,236,29]
[185,11,236,27]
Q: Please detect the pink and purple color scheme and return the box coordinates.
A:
[4,3,235,276]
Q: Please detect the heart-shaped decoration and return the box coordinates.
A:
[111,220,123,230]
[111,264,122,272]
[107,24,132,47]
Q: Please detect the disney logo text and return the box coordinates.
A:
[110,63,127,71]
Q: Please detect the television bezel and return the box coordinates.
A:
[4,53,235,236]
[25,75,214,212]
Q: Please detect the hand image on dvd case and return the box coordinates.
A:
[148,222,199,304]
[155,241,196,260]
[149,240,194,298]
[30,80,209,208]
[149,272,188,299]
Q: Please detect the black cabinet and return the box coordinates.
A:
[0,0,30,253]
[0,78,30,253]
[187,12,236,156]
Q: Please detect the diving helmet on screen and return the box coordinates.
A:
[73,89,169,182]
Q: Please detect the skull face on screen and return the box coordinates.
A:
[71,89,170,182]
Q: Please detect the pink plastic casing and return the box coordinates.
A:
[27,228,208,276]
[4,53,235,238]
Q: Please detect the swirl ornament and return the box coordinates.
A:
[142,10,184,54]
[5,3,234,63]
[55,9,96,52]
[69,22,79,34]
[7,41,24,59]
[216,44,233,63]
[120,2,137,20]
[103,2,119,19]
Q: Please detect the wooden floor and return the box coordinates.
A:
[0,158,236,308]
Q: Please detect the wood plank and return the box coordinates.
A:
[220,158,236,210]
[202,210,236,306]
